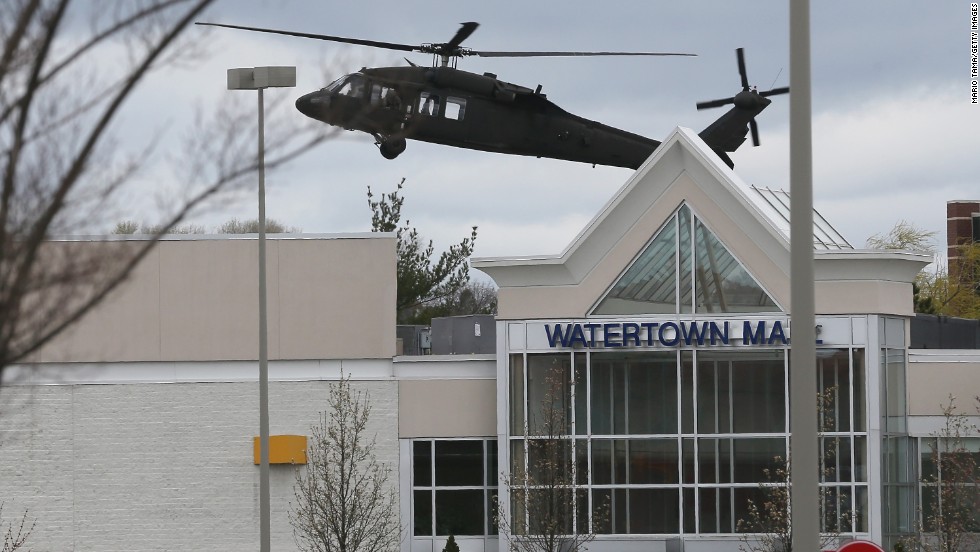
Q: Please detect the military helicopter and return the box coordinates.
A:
[197,22,788,169]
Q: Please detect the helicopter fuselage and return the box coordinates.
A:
[295,66,661,168]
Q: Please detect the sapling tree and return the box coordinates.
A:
[290,376,398,552]
[499,361,604,552]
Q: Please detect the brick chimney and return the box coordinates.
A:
[947,200,980,282]
[948,201,979,255]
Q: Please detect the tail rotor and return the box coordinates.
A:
[696,48,789,147]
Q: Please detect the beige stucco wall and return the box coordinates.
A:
[398,379,497,437]
[37,235,396,363]
[908,359,980,416]
[815,280,915,316]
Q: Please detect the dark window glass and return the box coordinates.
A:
[574,353,587,435]
[628,439,678,484]
[593,489,611,534]
[435,440,483,486]
[486,440,498,486]
[732,438,785,483]
[697,355,730,433]
[730,352,785,433]
[626,353,677,434]
[575,489,589,534]
[510,354,525,434]
[853,349,866,431]
[488,489,499,535]
[414,489,432,536]
[854,436,868,482]
[699,487,720,533]
[435,489,484,535]
[527,438,572,485]
[414,440,431,486]
[527,354,571,436]
[683,488,696,534]
[682,438,695,484]
[698,438,732,484]
[575,439,588,485]
[629,488,679,534]
[591,352,676,435]
[527,487,573,535]
[681,351,694,433]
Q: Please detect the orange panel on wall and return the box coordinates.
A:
[253,435,307,465]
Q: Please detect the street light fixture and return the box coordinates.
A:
[227,65,296,552]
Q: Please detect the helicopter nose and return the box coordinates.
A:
[295,90,330,119]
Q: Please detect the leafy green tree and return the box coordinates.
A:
[867,221,937,252]
[867,221,980,318]
[367,179,477,323]
[914,246,980,319]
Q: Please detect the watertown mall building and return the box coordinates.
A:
[2,128,976,552]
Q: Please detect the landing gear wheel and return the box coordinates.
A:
[379,138,406,160]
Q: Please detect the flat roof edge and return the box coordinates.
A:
[45,232,396,242]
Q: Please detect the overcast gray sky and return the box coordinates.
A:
[115,0,977,263]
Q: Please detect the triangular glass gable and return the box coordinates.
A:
[591,204,780,315]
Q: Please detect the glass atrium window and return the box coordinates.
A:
[592,203,780,316]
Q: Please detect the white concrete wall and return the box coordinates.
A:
[0,379,399,551]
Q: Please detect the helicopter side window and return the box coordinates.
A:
[371,84,401,109]
[444,97,466,121]
[418,92,440,116]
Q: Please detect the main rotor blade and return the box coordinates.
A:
[471,50,696,58]
[750,119,760,147]
[445,22,479,50]
[736,47,749,91]
[760,86,790,97]
[696,97,735,110]
[195,22,419,53]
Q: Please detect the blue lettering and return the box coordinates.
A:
[568,324,589,347]
[545,324,570,347]
[583,323,601,347]
[743,321,766,345]
[767,320,787,345]
[659,322,680,347]
[603,323,623,347]
[681,321,709,346]
[710,321,730,344]
[622,322,641,346]
[641,322,659,345]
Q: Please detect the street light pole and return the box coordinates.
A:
[788,2,819,551]
[227,66,296,552]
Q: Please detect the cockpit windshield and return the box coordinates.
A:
[323,76,346,92]
[325,74,365,98]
